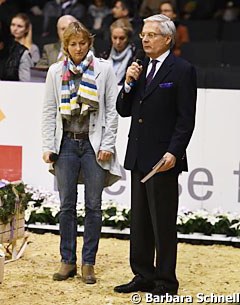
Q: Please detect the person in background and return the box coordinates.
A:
[140,0,177,17]
[10,13,40,64]
[87,0,110,32]
[42,21,121,284]
[159,0,189,57]
[41,0,86,37]
[114,14,196,296]
[102,0,142,41]
[101,18,136,85]
[0,16,33,81]
[36,14,77,69]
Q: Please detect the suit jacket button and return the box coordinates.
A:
[138,118,143,123]
[139,100,142,104]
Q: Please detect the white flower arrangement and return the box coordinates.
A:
[2,182,240,236]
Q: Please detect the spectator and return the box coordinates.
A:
[87,0,110,31]
[140,0,177,17]
[100,0,142,50]
[101,18,137,85]
[10,13,40,64]
[0,32,33,81]
[214,1,240,22]
[42,0,86,37]
[36,14,77,68]
[159,1,189,56]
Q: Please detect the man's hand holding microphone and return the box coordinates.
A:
[126,50,145,86]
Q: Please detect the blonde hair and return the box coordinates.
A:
[110,18,133,40]
[62,21,94,56]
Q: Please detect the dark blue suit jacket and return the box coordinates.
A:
[116,52,197,174]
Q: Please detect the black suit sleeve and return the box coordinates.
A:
[167,64,197,158]
[116,86,134,117]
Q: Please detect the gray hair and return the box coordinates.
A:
[144,14,176,49]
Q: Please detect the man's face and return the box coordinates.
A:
[112,1,128,19]
[160,3,176,20]
[141,21,171,59]
[57,18,75,42]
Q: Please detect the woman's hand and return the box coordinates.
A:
[42,151,54,163]
[24,23,33,49]
[97,150,112,162]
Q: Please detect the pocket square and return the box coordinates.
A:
[159,82,173,88]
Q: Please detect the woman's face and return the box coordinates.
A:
[111,28,128,53]
[67,33,90,65]
[10,17,28,40]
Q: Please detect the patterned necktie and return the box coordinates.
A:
[146,59,158,87]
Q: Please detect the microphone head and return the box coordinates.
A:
[135,49,145,65]
[49,153,58,162]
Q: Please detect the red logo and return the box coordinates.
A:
[0,145,22,181]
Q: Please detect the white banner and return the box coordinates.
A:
[0,82,239,213]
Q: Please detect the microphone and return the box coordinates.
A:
[49,153,58,162]
[129,49,145,87]
[134,49,145,66]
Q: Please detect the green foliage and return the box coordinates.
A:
[0,181,31,224]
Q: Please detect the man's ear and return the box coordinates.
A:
[165,35,172,46]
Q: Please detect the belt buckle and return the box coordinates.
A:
[73,133,78,140]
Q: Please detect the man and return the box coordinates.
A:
[36,14,77,68]
[114,14,197,296]
[41,0,86,36]
[100,1,142,44]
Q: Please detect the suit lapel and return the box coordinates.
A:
[138,57,149,97]
[143,53,175,100]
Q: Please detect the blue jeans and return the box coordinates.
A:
[55,136,106,265]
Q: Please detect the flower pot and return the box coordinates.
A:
[0,213,25,244]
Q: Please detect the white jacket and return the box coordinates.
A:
[42,56,121,186]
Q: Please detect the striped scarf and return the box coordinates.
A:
[60,50,98,120]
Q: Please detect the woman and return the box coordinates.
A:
[0,22,33,81]
[101,18,136,85]
[10,13,40,64]
[42,21,121,284]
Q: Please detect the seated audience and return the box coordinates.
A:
[87,0,110,31]
[0,33,33,81]
[140,0,177,17]
[214,0,240,22]
[159,0,189,56]
[41,0,86,37]
[100,0,142,50]
[10,13,40,64]
[36,14,77,68]
[100,18,137,85]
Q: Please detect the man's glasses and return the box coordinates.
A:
[139,32,163,39]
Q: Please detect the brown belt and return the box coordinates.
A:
[64,131,89,140]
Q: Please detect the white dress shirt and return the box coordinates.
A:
[125,50,170,92]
